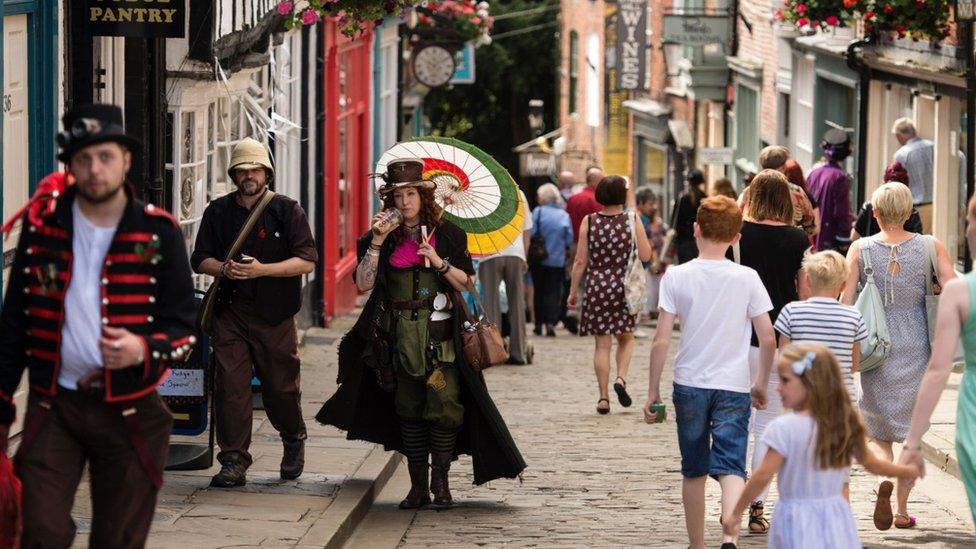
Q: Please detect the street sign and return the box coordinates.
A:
[698,147,734,165]
[451,43,476,84]
[662,15,730,46]
[87,0,186,38]
[615,0,647,90]
[520,151,555,177]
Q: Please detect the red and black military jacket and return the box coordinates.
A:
[0,183,197,426]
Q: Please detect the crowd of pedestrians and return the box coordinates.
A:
[533,122,971,548]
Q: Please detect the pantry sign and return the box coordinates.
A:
[87,0,185,38]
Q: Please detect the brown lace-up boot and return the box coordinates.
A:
[429,452,454,507]
[399,461,432,509]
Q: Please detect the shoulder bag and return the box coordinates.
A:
[527,208,549,265]
[923,234,940,344]
[855,239,891,373]
[624,211,647,316]
[456,282,508,372]
[196,190,276,335]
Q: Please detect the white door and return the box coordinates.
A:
[2,14,30,436]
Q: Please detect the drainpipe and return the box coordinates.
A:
[846,31,877,204]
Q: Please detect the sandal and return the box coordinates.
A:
[873,481,894,531]
[596,398,610,415]
[613,377,633,407]
[894,513,917,529]
[748,502,769,534]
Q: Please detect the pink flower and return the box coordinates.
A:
[301,8,321,25]
[774,9,783,19]
[797,16,809,26]
[471,16,482,25]
[826,15,839,25]
[796,3,807,14]
[277,1,294,15]
[811,19,820,26]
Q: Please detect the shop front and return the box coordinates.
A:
[322,22,373,323]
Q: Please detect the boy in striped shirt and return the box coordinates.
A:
[774,250,868,403]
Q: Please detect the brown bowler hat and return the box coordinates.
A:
[377,158,436,196]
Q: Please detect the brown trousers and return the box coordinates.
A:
[16,389,172,549]
[212,303,306,466]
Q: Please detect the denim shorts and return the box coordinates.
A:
[672,383,751,479]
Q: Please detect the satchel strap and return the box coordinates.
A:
[859,238,878,285]
[455,279,489,324]
[923,234,939,297]
[223,189,276,263]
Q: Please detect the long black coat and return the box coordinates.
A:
[315,220,526,485]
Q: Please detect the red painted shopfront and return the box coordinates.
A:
[322,23,373,323]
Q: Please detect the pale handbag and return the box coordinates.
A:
[855,240,891,373]
[624,211,647,316]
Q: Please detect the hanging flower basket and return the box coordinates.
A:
[277,0,421,36]
[415,1,494,45]
[775,0,951,40]
[860,0,951,40]
[775,0,852,31]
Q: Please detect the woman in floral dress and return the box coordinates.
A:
[568,176,652,414]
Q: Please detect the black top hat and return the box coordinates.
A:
[57,104,141,163]
[377,158,436,196]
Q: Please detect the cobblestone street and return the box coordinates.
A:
[392,323,975,548]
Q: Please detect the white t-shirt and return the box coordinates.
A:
[659,258,773,393]
[774,298,867,401]
[763,413,850,499]
[59,202,116,389]
[479,190,533,262]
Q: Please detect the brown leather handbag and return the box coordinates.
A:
[456,283,508,372]
[196,190,276,335]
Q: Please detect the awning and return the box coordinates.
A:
[512,128,563,153]
[668,119,694,150]
[622,98,672,118]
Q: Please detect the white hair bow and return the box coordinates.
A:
[791,352,817,376]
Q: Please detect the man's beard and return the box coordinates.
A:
[236,178,266,196]
[76,179,126,204]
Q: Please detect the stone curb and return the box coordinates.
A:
[299,446,402,548]
[921,438,961,481]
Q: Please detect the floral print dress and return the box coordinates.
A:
[580,212,636,336]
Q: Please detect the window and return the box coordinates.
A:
[379,31,399,158]
[733,82,760,182]
[585,33,600,127]
[568,31,579,115]
[792,54,815,170]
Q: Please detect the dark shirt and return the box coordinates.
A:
[192,191,317,323]
[728,221,810,346]
[671,187,705,242]
[853,202,923,237]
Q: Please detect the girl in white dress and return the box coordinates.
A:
[722,344,919,548]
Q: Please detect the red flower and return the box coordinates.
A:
[811,19,820,26]
[796,3,807,13]
[774,9,784,19]
[883,3,894,13]
[843,0,856,9]
[865,10,875,20]
[797,16,809,26]
[826,15,839,25]
[258,228,267,239]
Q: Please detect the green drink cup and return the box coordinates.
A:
[650,402,666,423]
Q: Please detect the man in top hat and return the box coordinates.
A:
[0,103,197,546]
[191,137,317,488]
[806,129,854,251]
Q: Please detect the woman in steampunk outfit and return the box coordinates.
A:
[316,158,525,508]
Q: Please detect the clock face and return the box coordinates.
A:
[413,45,456,88]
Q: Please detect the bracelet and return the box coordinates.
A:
[436,258,451,274]
[219,262,228,277]
[369,242,382,251]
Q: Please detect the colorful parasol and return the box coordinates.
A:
[375,137,524,257]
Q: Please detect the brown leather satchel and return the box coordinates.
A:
[196,189,276,335]
[456,283,508,372]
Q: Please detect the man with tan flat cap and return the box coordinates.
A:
[191,137,317,487]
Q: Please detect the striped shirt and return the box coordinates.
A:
[774,297,868,401]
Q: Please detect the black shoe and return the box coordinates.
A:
[720,544,738,549]
[613,377,633,407]
[210,460,248,488]
[545,324,556,337]
[507,356,527,365]
[562,318,579,334]
[280,438,305,480]
[533,325,542,336]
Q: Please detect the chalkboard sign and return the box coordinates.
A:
[87,0,186,38]
[158,368,205,397]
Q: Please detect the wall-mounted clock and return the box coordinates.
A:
[412,44,456,88]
